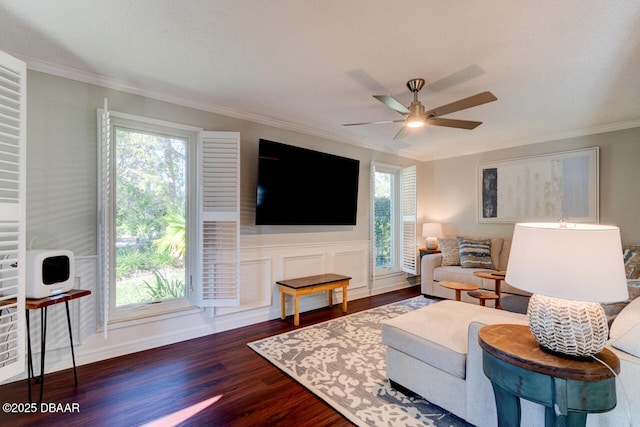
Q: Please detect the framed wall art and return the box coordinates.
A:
[478,147,599,223]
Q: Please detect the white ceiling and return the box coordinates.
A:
[1,0,639,161]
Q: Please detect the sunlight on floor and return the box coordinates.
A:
[140,394,223,427]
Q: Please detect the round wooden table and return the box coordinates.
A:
[467,290,500,307]
[479,324,619,427]
[473,270,506,309]
[438,280,479,301]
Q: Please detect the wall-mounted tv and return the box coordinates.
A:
[255,139,360,225]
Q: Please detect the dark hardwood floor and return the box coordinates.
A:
[0,286,423,427]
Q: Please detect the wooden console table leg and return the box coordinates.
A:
[328,289,333,307]
[280,289,286,320]
[342,285,348,313]
[294,295,300,326]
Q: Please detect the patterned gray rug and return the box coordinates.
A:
[248,297,471,426]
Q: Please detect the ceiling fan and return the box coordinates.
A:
[343,78,497,139]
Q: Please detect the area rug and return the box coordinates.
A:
[248,297,471,427]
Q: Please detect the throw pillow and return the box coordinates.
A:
[438,236,460,266]
[457,238,495,269]
[609,296,640,358]
[623,248,640,279]
[628,280,640,301]
[489,238,504,270]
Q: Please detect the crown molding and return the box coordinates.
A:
[18,53,378,152]
[16,53,640,163]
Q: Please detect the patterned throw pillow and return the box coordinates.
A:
[438,236,460,266]
[457,238,495,269]
[623,248,640,279]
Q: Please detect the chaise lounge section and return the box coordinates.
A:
[381,297,640,427]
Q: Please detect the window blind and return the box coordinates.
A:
[198,132,240,307]
[0,50,26,382]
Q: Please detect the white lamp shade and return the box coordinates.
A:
[506,222,629,303]
[421,223,443,238]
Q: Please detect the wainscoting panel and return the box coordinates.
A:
[215,257,272,316]
[214,241,370,318]
[280,252,327,280]
[332,249,368,291]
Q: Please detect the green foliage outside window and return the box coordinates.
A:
[115,128,187,305]
[375,196,391,268]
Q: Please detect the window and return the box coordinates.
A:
[98,109,241,325]
[100,112,200,322]
[370,162,417,277]
[374,167,396,271]
[114,127,188,307]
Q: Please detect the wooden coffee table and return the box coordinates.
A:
[439,280,479,301]
[473,270,506,309]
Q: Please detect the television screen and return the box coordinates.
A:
[256,139,360,225]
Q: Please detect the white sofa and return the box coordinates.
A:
[381,299,640,427]
[421,237,531,310]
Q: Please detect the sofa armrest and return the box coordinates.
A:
[466,317,543,427]
[421,253,443,294]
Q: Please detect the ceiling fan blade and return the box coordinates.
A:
[373,95,410,115]
[425,91,497,118]
[343,119,405,126]
[427,117,483,129]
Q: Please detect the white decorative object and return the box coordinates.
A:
[506,222,628,357]
[422,223,443,250]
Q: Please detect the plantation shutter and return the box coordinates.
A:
[198,131,240,307]
[0,50,26,382]
[400,165,417,275]
[97,99,111,337]
[369,161,377,285]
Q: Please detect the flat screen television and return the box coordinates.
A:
[255,139,360,225]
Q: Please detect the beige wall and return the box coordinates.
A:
[15,69,639,379]
[25,70,415,255]
[417,127,640,244]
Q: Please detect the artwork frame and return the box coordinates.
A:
[478,147,599,223]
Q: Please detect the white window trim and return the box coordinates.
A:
[98,109,202,324]
[374,163,401,276]
[370,162,417,280]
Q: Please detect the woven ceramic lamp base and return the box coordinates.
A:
[527,293,609,357]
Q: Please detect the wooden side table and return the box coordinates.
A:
[439,280,479,301]
[277,274,350,326]
[473,270,506,309]
[24,289,92,403]
[479,324,619,427]
[418,248,440,259]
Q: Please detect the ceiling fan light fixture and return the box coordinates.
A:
[406,117,425,128]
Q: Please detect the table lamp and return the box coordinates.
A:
[506,222,628,357]
[422,223,443,250]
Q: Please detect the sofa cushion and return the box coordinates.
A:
[609,296,640,357]
[438,236,460,266]
[629,280,640,300]
[458,238,495,269]
[382,300,501,379]
[433,266,487,288]
[489,238,504,270]
[624,247,640,279]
